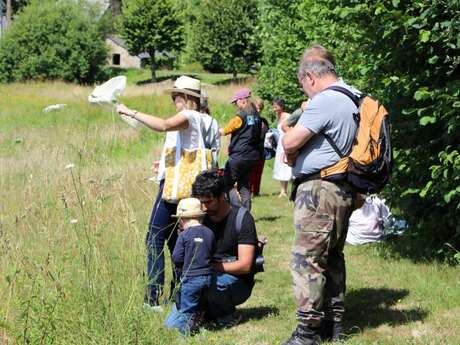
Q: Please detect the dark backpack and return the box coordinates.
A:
[235,207,267,273]
[320,86,393,194]
[259,117,269,152]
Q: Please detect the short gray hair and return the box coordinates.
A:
[298,58,337,80]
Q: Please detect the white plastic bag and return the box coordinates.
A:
[42,104,67,113]
[88,76,139,128]
[346,195,391,245]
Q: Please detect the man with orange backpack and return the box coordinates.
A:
[280,45,392,345]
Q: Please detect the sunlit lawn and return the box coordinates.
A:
[0,79,459,344]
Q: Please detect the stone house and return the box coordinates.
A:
[106,36,150,69]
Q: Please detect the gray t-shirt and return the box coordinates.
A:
[293,81,359,177]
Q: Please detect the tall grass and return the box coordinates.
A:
[1,80,459,345]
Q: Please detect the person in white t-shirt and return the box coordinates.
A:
[117,76,210,310]
[272,98,292,197]
[200,91,220,167]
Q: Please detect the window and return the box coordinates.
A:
[112,54,120,66]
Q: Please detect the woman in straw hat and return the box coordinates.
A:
[117,76,211,310]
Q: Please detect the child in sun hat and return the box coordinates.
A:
[164,198,215,335]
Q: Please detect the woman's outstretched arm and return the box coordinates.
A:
[117,104,189,132]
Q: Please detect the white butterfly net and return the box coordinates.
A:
[88,76,140,128]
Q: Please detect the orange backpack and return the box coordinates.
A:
[320,86,393,194]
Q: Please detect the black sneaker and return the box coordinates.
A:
[331,321,344,342]
[320,320,344,342]
[281,325,321,345]
[215,313,242,328]
[320,319,333,341]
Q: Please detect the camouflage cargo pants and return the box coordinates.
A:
[291,179,354,328]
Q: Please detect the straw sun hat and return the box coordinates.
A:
[173,198,205,218]
[165,75,201,98]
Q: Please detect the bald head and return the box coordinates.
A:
[297,46,339,98]
[297,58,337,82]
[302,44,336,66]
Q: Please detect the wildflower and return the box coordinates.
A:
[70,219,78,224]
[65,163,75,170]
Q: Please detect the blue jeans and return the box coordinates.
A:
[204,273,254,320]
[145,181,178,303]
[165,275,212,334]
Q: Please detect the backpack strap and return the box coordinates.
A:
[326,85,360,108]
[322,133,346,158]
[203,117,216,149]
[322,85,361,158]
[235,207,247,236]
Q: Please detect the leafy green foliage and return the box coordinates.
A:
[258,0,460,261]
[117,0,183,81]
[0,0,107,84]
[257,1,307,110]
[185,0,261,76]
[11,0,30,15]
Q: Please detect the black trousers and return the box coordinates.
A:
[224,158,257,211]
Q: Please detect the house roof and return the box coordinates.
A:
[108,36,126,47]
[107,36,150,59]
[107,36,174,59]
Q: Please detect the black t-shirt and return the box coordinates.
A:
[203,207,258,282]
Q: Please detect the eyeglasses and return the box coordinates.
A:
[298,77,305,89]
[298,72,312,89]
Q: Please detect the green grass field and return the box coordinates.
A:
[1,79,459,345]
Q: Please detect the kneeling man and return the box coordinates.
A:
[192,170,258,325]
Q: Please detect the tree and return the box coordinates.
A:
[188,0,260,77]
[0,0,30,24]
[117,0,183,82]
[11,0,29,14]
[256,0,309,110]
[0,0,107,84]
[6,0,11,27]
[109,0,122,16]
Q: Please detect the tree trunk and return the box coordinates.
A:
[6,0,11,28]
[233,70,237,79]
[110,0,122,16]
[149,50,156,83]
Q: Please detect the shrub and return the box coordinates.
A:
[180,62,205,73]
[0,0,107,84]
